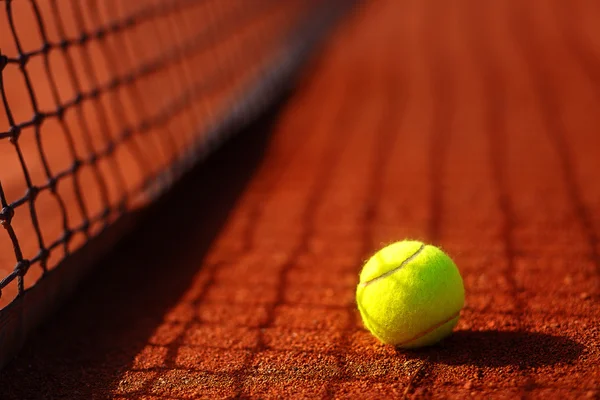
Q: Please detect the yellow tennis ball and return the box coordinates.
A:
[356,240,465,348]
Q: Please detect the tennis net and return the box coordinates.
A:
[0,0,352,368]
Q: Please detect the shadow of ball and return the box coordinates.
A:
[400,330,584,368]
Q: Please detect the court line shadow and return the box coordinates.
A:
[401,329,584,368]
[0,97,288,399]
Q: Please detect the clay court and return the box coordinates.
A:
[0,0,599,398]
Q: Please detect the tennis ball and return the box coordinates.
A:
[356,240,464,348]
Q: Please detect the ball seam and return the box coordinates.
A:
[397,310,461,347]
[359,243,426,287]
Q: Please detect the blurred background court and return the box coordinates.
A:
[0,0,599,398]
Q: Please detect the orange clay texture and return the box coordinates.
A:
[0,0,599,399]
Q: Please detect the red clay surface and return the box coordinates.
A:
[1,0,600,398]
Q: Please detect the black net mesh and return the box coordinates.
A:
[0,0,343,334]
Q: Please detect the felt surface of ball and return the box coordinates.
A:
[356,240,465,348]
